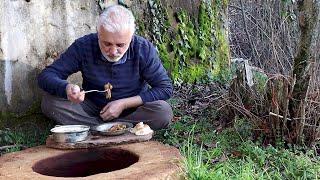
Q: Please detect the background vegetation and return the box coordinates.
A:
[1,0,320,179]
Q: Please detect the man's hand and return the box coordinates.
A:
[100,99,126,121]
[66,84,85,103]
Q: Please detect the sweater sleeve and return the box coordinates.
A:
[38,41,82,98]
[138,43,173,103]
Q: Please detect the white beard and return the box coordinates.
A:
[99,42,129,63]
[102,52,123,62]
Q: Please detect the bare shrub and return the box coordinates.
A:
[229,0,299,74]
[227,0,320,147]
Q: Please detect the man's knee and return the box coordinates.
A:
[148,100,173,129]
[41,93,54,117]
[157,100,173,122]
[41,93,63,116]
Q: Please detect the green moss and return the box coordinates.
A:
[222,0,229,11]
[136,18,145,35]
[0,102,44,129]
[183,64,205,83]
[0,112,16,119]
[212,30,231,81]
[148,0,230,84]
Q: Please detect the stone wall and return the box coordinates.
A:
[0,0,229,122]
[0,0,103,115]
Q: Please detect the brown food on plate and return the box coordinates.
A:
[107,124,127,132]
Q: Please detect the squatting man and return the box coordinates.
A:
[38,5,173,130]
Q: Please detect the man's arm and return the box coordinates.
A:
[138,42,173,103]
[38,42,81,98]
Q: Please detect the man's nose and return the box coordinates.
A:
[109,46,118,54]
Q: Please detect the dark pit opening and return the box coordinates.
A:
[32,148,139,177]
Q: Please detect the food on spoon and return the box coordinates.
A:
[107,124,127,132]
[104,83,113,99]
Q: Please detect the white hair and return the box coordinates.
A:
[97,5,135,34]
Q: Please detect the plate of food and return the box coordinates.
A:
[91,122,133,136]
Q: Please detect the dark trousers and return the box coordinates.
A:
[41,93,173,130]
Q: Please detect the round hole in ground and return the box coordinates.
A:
[32,148,139,177]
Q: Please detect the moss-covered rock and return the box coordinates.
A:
[137,0,230,84]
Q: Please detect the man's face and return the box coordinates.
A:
[98,26,133,62]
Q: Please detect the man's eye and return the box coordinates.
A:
[117,44,125,48]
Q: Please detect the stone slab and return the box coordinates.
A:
[0,141,183,180]
[46,131,153,149]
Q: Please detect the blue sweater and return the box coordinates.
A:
[38,33,172,108]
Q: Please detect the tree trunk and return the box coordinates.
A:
[289,0,320,144]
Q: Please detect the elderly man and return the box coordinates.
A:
[38,5,173,130]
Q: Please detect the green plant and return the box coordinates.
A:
[154,116,197,146]
[156,111,320,180]
[179,126,212,180]
[233,116,253,141]
[253,71,268,95]
[0,122,54,155]
[0,128,14,145]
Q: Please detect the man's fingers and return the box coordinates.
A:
[66,84,85,103]
[71,85,80,94]
[100,104,110,114]
[100,109,111,121]
[101,114,109,121]
[77,90,85,101]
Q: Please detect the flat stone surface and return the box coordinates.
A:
[0,141,183,180]
[46,131,153,149]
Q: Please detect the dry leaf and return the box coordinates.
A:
[204,143,216,148]
[171,117,181,122]
[210,156,227,164]
[231,150,242,157]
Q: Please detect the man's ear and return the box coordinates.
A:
[96,25,102,34]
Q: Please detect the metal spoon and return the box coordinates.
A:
[84,90,107,93]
